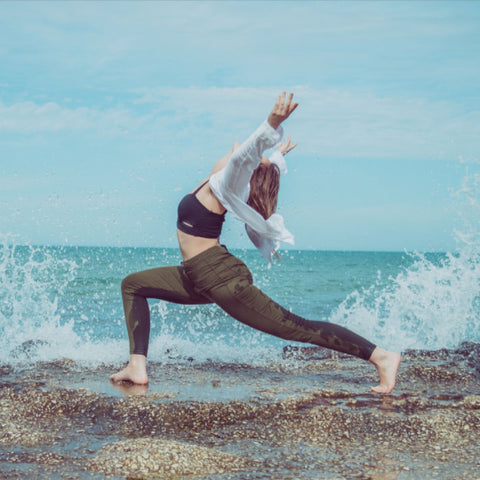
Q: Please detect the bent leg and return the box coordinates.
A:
[209,275,376,360]
[121,266,211,356]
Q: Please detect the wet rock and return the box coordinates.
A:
[0,365,13,376]
[405,364,470,383]
[454,341,480,357]
[88,438,249,478]
[10,340,49,360]
[0,419,49,447]
[403,347,451,360]
[282,345,339,360]
[1,351,480,479]
[461,395,480,409]
[454,341,480,374]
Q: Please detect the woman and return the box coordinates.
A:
[111,92,401,394]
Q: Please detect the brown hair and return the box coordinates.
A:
[247,163,280,219]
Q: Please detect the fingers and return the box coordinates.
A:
[277,92,298,118]
[283,143,298,154]
[276,92,289,114]
[288,101,299,116]
[268,92,298,129]
[286,93,299,116]
[275,92,284,109]
[285,92,293,110]
[285,137,296,152]
[279,136,298,155]
[286,141,298,153]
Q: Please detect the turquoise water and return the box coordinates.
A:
[1,241,479,367]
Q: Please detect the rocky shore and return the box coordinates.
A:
[1,343,479,479]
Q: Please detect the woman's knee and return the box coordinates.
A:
[121,272,141,296]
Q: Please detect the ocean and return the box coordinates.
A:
[2,173,480,480]
[1,237,479,369]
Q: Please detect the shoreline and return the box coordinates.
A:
[1,344,479,479]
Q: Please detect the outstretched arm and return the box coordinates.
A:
[210,92,299,192]
[211,92,298,175]
[267,136,297,176]
[267,92,299,129]
[226,91,298,175]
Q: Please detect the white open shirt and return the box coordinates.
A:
[209,120,295,262]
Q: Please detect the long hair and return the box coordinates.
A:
[247,163,280,219]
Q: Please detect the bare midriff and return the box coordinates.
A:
[177,229,222,261]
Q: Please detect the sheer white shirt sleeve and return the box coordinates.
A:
[209,120,294,262]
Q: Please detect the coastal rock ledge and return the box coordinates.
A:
[88,438,249,478]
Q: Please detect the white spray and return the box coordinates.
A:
[331,166,480,352]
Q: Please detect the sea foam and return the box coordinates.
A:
[0,237,80,364]
[1,165,479,366]
[331,165,480,352]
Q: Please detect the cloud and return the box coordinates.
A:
[296,88,480,159]
[135,86,480,160]
[0,100,149,135]
[1,85,478,162]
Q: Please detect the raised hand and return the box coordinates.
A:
[278,136,298,156]
[267,92,299,129]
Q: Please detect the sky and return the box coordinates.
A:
[1,0,479,252]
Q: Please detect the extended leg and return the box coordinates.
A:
[210,276,376,360]
[209,272,400,393]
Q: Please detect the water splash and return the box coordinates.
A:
[0,236,79,364]
[2,164,479,366]
[331,166,480,352]
[0,240,280,367]
[148,300,281,365]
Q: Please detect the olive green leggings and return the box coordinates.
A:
[121,245,376,360]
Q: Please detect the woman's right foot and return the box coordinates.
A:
[110,354,148,385]
[110,381,148,395]
[369,347,401,394]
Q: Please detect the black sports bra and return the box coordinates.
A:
[177,181,225,239]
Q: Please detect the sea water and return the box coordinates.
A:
[1,170,479,368]
[1,243,478,368]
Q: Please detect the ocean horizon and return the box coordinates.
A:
[2,240,478,368]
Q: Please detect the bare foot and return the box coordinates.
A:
[110,354,148,385]
[110,381,148,396]
[368,347,401,394]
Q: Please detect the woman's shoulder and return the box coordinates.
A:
[209,142,241,176]
[209,153,229,176]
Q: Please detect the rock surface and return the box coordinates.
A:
[0,343,479,479]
